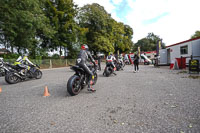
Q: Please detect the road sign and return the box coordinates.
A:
[189,59,199,74]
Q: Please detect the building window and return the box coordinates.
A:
[180,45,188,55]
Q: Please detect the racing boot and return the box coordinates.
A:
[113,67,117,75]
[87,80,96,92]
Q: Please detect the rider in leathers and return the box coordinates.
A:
[106,53,117,75]
[14,55,34,76]
[76,44,96,92]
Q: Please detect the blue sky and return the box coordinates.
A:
[143,12,169,25]
[74,0,200,46]
[110,0,132,23]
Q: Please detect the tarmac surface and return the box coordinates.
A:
[0,65,200,133]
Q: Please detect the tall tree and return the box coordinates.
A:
[133,33,165,52]
[124,25,134,53]
[45,0,78,57]
[107,21,134,54]
[191,30,200,39]
[78,3,134,55]
[77,3,115,54]
[0,0,54,56]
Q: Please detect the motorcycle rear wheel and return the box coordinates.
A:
[105,67,111,77]
[5,73,20,84]
[116,65,120,71]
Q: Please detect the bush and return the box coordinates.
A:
[0,53,20,59]
[51,54,60,59]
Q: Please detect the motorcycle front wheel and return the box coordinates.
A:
[35,70,42,79]
[67,75,81,96]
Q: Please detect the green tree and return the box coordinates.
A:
[111,21,125,53]
[45,0,78,57]
[0,0,54,57]
[121,24,133,53]
[133,33,165,52]
[77,3,134,55]
[77,3,115,54]
[191,31,200,39]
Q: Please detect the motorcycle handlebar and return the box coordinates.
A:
[36,64,40,68]
[30,64,40,69]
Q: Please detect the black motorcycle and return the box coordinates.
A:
[67,64,98,96]
[0,59,8,77]
[116,59,124,71]
[124,59,130,65]
[5,64,42,84]
[103,60,115,77]
[0,68,5,77]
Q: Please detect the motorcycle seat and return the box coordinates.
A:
[71,65,84,72]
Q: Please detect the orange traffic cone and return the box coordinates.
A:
[0,86,2,93]
[43,86,50,97]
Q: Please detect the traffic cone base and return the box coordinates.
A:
[43,86,50,97]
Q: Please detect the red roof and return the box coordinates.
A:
[166,37,200,48]
[130,51,156,55]
[143,51,156,54]
[0,48,10,53]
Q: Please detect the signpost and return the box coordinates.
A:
[189,59,199,74]
[138,47,140,57]
[155,40,162,67]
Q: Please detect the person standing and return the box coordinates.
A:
[96,54,101,71]
[133,53,139,72]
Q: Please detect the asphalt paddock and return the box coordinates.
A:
[0,65,199,133]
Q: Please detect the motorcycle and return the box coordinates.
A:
[103,60,115,77]
[124,59,130,65]
[67,64,98,96]
[0,67,5,77]
[0,58,8,77]
[4,63,42,84]
[116,59,124,71]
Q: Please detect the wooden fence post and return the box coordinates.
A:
[49,59,52,69]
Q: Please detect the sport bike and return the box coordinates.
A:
[67,64,98,96]
[103,60,115,77]
[5,64,42,84]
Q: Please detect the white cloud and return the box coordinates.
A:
[73,0,200,46]
[126,0,200,45]
[111,12,122,22]
[112,0,124,5]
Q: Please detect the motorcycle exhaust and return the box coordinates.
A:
[14,73,23,79]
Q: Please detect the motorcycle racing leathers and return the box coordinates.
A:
[76,50,96,90]
[14,56,34,75]
[106,55,116,69]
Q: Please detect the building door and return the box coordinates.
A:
[167,49,171,64]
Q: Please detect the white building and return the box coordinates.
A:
[159,37,200,66]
